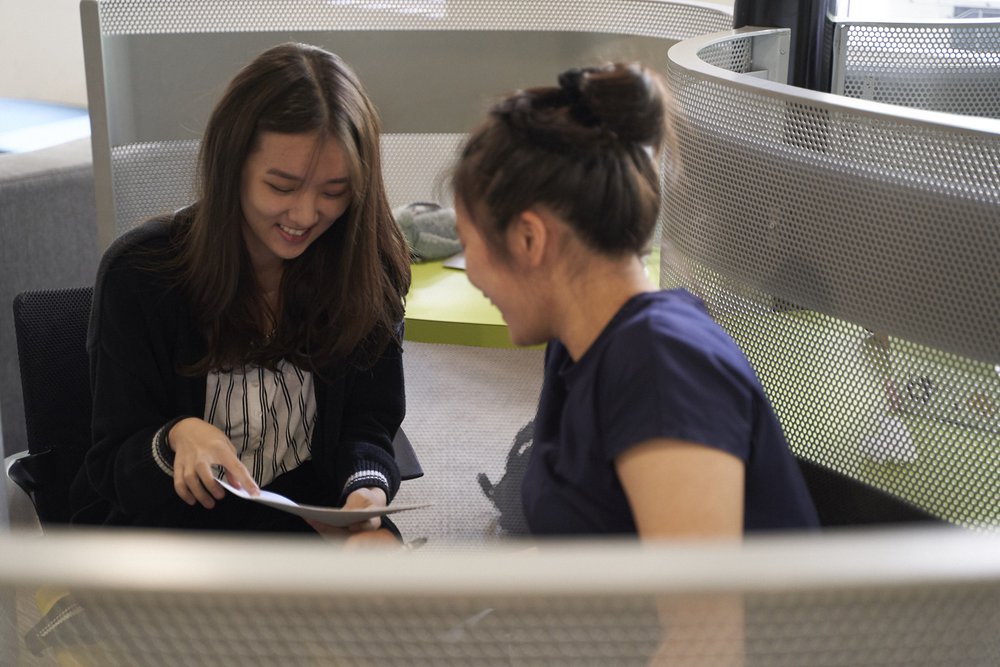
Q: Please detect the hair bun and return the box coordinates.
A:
[572,63,666,147]
[557,68,588,98]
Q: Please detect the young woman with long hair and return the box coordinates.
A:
[71,43,411,541]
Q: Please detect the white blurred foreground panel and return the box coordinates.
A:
[0,527,998,666]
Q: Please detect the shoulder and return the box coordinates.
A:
[596,289,761,422]
[97,211,185,279]
[593,290,761,462]
[601,289,737,371]
[92,209,191,327]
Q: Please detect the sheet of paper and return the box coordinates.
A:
[442,252,466,270]
[217,480,430,528]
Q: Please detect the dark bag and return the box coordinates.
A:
[477,419,534,536]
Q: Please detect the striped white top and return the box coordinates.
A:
[205,361,316,488]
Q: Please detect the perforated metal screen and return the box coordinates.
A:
[10,586,996,665]
[664,31,1000,529]
[108,136,468,236]
[696,35,753,72]
[833,21,1000,118]
[3,531,999,666]
[86,0,733,239]
[110,142,199,233]
[93,0,734,38]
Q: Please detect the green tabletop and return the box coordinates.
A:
[403,250,661,349]
[404,258,513,348]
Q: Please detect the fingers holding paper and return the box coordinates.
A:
[305,487,399,547]
[342,487,388,532]
[168,417,260,509]
[306,487,388,534]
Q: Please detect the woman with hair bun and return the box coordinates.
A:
[453,63,818,540]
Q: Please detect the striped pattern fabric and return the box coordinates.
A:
[205,361,316,488]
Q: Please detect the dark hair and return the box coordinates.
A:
[453,62,670,257]
[174,42,410,373]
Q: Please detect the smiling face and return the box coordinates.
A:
[455,203,552,347]
[240,131,352,276]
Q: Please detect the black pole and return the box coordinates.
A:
[732,0,835,92]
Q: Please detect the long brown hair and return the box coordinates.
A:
[174,43,410,373]
[452,63,670,258]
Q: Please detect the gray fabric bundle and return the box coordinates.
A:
[393,201,462,262]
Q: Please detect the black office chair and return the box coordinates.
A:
[8,287,421,529]
[10,287,94,526]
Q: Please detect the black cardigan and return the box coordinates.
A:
[69,213,404,528]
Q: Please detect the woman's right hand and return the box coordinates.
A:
[167,417,259,509]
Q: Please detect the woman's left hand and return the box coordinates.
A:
[306,487,401,548]
[340,486,387,532]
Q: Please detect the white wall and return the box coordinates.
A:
[0,0,89,106]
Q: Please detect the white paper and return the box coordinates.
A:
[442,252,466,270]
[217,480,430,528]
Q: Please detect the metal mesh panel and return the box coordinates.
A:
[664,33,1000,528]
[835,21,1000,117]
[3,530,999,666]
[94,0,734,39]
[670,46,1000,363]
[740,584,999,666]
[108,136,465,236]
[696,35,753,73]
[110,141,198,236]
[16,592,662,665]
[661,257,999,528]
[90,1,733,239]
[11,586,996,666]
[381,134,465,211]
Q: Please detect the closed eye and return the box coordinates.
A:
[267,182,295,194]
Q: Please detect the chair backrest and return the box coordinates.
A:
[12,287,94,524]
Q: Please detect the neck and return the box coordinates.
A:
[553,252,655,362]
[254,261,283,301]
[254,266,283,333]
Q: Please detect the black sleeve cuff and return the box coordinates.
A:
[339,458,394,505]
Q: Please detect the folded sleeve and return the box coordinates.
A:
[597,326,755,464]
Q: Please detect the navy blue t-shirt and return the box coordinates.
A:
[522,289,819,536]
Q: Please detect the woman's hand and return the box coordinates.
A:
[306,487,402,548]
[341,486,387,532]
[168,417,259,509]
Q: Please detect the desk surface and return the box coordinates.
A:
[403,250,661,349]
[403,258,512,348]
